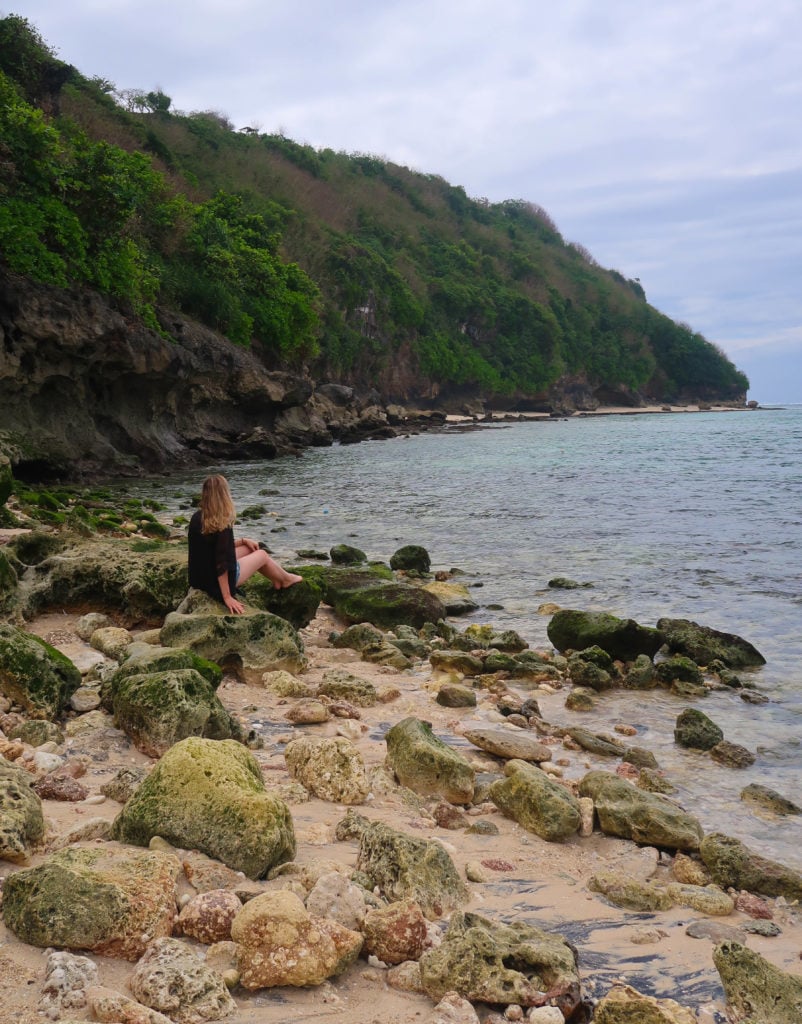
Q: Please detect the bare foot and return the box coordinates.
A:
[274,574,303,589]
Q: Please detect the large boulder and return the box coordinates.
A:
[231,890,363,989]
[160,590,307,680]
[111,668,244,757]
[657,617,766,668]
[489,760,582,842]
[674,708,723,750]
[336,811,467,919]
[22,539,188,623]
[0,623,82,718]
[240,572,321,629]
[1,845,179,960]
[110,737,295,879]
[713,941,802,1024]
[390,545,431,573]
[547,609,664,661]
[0,760,45,863]
[285,734,370,804]
[699,832,802,901]
[578,770,704,851]
[301,565,446,629]
[419,911,580,1017]
[385,717,475,805]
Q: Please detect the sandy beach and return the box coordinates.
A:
[2,595,801,1024]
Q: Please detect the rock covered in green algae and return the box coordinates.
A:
[462,726,552,763]
[239,571,321,628]
[657,616,766,668]
[385,717,475,805]
[0,623,82,718]
[594,983,697,1024]
[422,580,478,614]
[110,737,295,879]
[547,609,664,661]
[302,564,446,629]
[654,654,704,686]
[285,734,370,804]
[0,547,17,614]
[418,910,580,1016]
[0,760,45,863]
[674,707,724,750]
[160,590,307,680]
[713,940,802,1023]
[740,783,801,816]
[700,832,802,901]
[430,649,485,676]
[1,846,179,960]
[578,770,704,851]
[336,811,467,919]
[390,544,431,573]
[111,668,244,758]
[329,543,367,565]
[489,759,581,842]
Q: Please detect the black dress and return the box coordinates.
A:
[187,510,237,602]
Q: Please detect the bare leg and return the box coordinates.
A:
[237,549,303,589]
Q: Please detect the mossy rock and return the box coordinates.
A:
[0,549,18,614]
[547,609,664,661]
[700,832,802,900]
[0,760,45,863]
[6,530,67,565]
[674,708,723,750]
[110,737,296,879]
[390,545,431,573]
[714,941,802,1023]
[655,655,704,686]
[240,573,321,628]
[103,643,222,711]
[657,617,766,668]
[0,624,82,718]
[0,454,12,506]
[330,544,367,565]
[489,760,581,841]
[321,569,446,630]
[385,717,475,805]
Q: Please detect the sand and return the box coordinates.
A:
[1,600,801,1024]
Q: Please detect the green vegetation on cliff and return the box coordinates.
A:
[0,15,748,403]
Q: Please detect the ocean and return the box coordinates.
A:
[137,405,802,870]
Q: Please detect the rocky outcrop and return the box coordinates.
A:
[547,609,664,661]
[713,941,802,1024]
[657,617,766,668]
[128,936,236,1021]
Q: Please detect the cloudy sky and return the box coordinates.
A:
[8,0,802,402]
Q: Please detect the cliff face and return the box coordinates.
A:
[0,271,394,480]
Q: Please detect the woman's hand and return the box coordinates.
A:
[241,537,260,552]
[224,594,245,615]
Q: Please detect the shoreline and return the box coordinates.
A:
[441,402,761,425]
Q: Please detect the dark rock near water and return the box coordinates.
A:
[714,941,802,1023]
[674,708,723,750]
[240,572,321,628]
[302,565,445,630]
[700,832,802,900]
[740,783,801,816]
[655,654,703,686]
[566,727,626,758]
[547,577,593,590]
[390,545,431,573]
[657,617,766,668]
[547,609,664,661]
[623,653,656,689]
[710,739,755,768]
[330,543,367,565]
[0,623,82,718]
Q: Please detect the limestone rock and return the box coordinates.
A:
[461,725,552,763]
[489,760,581,842]
[666,882,734,916]
[713,940,802,1023]
[427,991,481,1024]
[430,650,485,676]
[710,740,755,768]
[385,717,475,805]
[436,683,477,708]
[2,845,179,959]
[700,832,802,901]
[305,871,367,930]
[594,983,696,1023]
[231,890,363,989]
[740,783,801,816]
[177,890,243,944]
[0,623,82,718]
[362,898,428,964]
[39,950,98,1021]
[588,872,673,912]
[90,626,133,661]
[76,612,114,640]
[86,984,175,1024]
[129,936,236,1022]
[0,759,45,862]
[337,811,468,919]
[318,668,378,706]
[423,581,478,615]
[160,591,307,680]
[419,910,580,1017]
[110,737,295,879]
[285,698,331,724]
[315,565,446,629]
[578,770,703,851]
[285,734,370,804]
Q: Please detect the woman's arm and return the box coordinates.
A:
[218,569,244,615]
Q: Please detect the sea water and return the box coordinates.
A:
[137,406,802,869]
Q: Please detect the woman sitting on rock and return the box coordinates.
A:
[188,474,302,614]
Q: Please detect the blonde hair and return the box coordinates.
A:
[200,475,236,533]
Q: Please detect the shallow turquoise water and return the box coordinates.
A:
[138,406,802,867]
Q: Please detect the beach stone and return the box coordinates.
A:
[527,1009,565,1024]
[33,767,89,801]
[430,650,485,676]
[547,609,663,661]
[129,936,235,1021]
[76,612,114,640]
[666,882,734,915]
[231,889,363,989]
[565,686,596,710]
[588,872,673,912]
[361,640,414,669]
[418,910,580,1016]
[390,545,431,573]
[385,717,475,804]
[0,548,18,613]
[623,654,656,689]
[578,770,704,851]
[740,783,801,816]
[7,718,63,745]
[318,668,378,706]
[101,765,148,803]
[238,572,320,629]
[734,891,773,919]
[674,708,723,750]
[1,845,179,959]
[177,890,242,944]
[670,679,708,698]
[567,646,616,690]
[336,811,468,919]
[48,817,112,851]
[362,898,428,964]
[160,592,307,679]
[285,734,370,804]
[90,626,133,661]
[387,960,425,993]
[713,940,802,1022]
[0,623,82,718]
[699,832,802,901]
[462,725,552,763]
[710,740,755,768]
[654,655,703,686]
[0,760,45,862]
[111,668,243,757]
[70,685,102,712]
[743,919,781,937]
[330,543,367,565]
[110,737,295,880]
[637,768,676,794]
[671,852,711,886]
[548,577,592,590]
[685,920,745,943]
[593,983,696,1024]
[285,698,331,724]
[565,727,626,758]
[306,871,367,929]
[437,683,478,707]
[657,617,766,668]
[427,992,481,1024]
[622,746,659,769]
[739,687,769,705]
[86,985,174,1024]
[39,950,98,1020]
[489,760,581,842]
[260,669,311,696]
[423,580,478,615]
